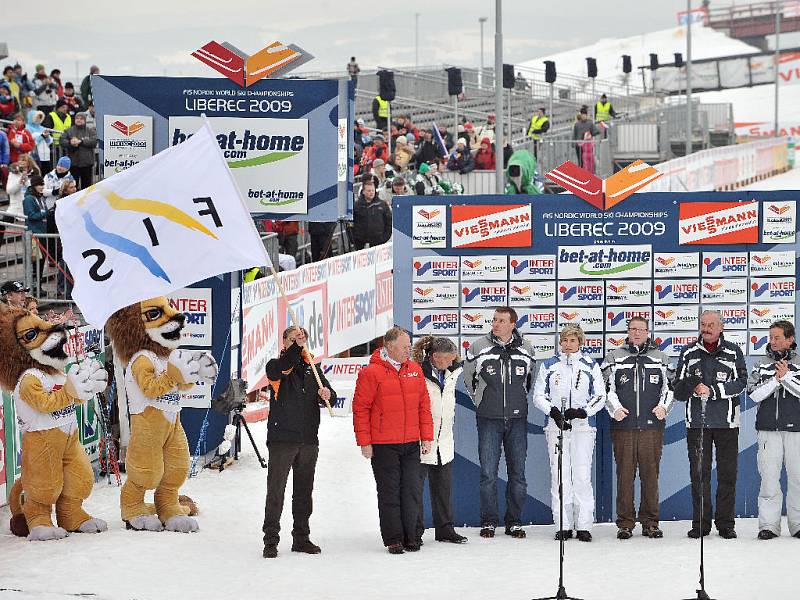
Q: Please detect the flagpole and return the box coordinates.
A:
[269,265,335,417]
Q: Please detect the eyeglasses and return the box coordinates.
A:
[628,327,648,332]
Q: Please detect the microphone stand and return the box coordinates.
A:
[684,393,712,600]
[534,395,582,600]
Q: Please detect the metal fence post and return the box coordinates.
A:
[23,230,33,292]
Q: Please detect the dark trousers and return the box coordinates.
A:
[476,415,527,527]
[371,442,422,546]
[612,428,664,529]
[70,165,93,190]
[416,460,454,539]
[687,427,739,532]
[262,441,319,546]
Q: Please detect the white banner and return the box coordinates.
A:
[169,116,309,214]
[167,288,213,346]
[103,115,153,178]
[327,249,377,355]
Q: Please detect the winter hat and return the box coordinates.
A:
[464,122,474,130]
[29,175,45,187]
[373,158,385,167]
[418,162,431,175]
[32,111,45,124]
[480,137,491,147]
[75,111,89,120]
[395,136,407,145]
[373,134,385,142]
[57,156,72,169]
[65,82,74,89]
[356,118,365,126]
[405,132,415,142]
[487,113,496,122]
[456,138,467,147]
[35,64,45,72]
[55,98,68,109]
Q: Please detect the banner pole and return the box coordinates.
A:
[269,266,334,417]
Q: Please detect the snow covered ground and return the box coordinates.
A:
[1,417,796,600]
[743,163,800,190]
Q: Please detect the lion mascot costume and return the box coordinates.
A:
[106,296,217,533]
[0,305,108,540]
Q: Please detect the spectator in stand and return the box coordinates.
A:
[354,118,369,150]
[273,220,299,262]
[0,129,9,189]
[573,112,598,163]
[362,134,390,172]
[475,113,496,145]
[372,93,390,133]
[32,70,58,114]
[515,71,529,92]
[42,98,72,143]
[393,135,414,172]
[352,178,392,250]
[43,156,75,204]
[80,66,100,105]
[527,107,550,158]
[371,158,392,188]
[62,83,84,117]
[474,137,496,170]
[2,66,21,108]
[12,64,34,104]
[594,94,617,123]
[747,320,800,540]
[27,111,53,174]
[353,326,434,554]
[379,175,409,204]
[437,124,454,150]
[23,174,48,293]
[0,81,16,120]
[60,112,97,190]
[392,115,420,143]
[50,69,64,98]
[414,162,443,195]
[460,122,478,152]
[414,130,442,166]
[6,112,35,164]
[412,336,468,545]
[6,155,40,218]
[85,101,96,128]
[446,139,475,174]
[0,281,29,308]
[347,57,360,87]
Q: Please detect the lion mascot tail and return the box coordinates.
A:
[9,479,29,537]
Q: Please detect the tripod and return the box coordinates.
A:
[231,403,267,469]
[683,395,713,600]
[534,397,582,600]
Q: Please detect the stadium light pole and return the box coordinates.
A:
[775,2,781,137]
[415,13,420,70]
[686,0,693,157]
[479,16,488,89]
[494,0,504,191]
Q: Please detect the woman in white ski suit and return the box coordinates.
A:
[533,325,606,539]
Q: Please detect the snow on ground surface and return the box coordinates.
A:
[696,83,800,137]
[743,164,800,190]
[524,26,759,85]
[1,418,796,600]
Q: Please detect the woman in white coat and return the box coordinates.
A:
[533,324,606,542]
[412,336,468,544]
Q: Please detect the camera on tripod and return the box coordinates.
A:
[211,378,267,470]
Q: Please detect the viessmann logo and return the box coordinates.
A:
[192,40,314,86]
[110,120,145,136]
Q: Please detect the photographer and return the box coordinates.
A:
[262,326,335,559]
[32,72,58,114]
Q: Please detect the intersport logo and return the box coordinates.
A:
[192,40,314,86]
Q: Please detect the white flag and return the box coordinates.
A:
[56,121,270,328]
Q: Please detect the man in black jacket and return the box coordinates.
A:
[602,317,673,539]
[262,326,335,558]
[673,310,747,539]
[351,179,392,250]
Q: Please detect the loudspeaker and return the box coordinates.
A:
[674,52,684,68]
[544,60,556,84]
[649,53,659,71]
[586,57,598,79]
[377,69,396,102]
[622,55,632,74]
[502,64,515,89]
[446,67,463,96]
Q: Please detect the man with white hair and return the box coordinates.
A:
[673,310,747,539]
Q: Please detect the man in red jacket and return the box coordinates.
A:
[353,326,434,554]
[6,112,34,164]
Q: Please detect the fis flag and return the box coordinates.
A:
[56,121,270,327]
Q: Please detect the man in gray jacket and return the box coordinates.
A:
[59,111,96,190]
[602,317,673,540]
[747,320,800,540]
[463,307,536,539]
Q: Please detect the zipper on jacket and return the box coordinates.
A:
[635,357,641,426]
[776,383,781,428]
[502,357,507,419]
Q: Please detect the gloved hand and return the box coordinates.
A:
[194,351,218,386]
[66,359,109,402]
[564,407,588,420]
[167,349,201,385]
[549,406,571,431]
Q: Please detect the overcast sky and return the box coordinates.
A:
[2,1,747,82]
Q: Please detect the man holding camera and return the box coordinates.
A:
[673,310,746,539]
[262,326,335,559]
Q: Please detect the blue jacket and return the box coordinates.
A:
[0,131,9,165]
[23,189,48,234]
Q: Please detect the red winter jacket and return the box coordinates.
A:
[6,125,34,164]
[353,349,434,446]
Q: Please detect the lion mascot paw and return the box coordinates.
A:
[0,306,109,540]
[106,297,217,533]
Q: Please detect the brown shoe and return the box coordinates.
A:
[642,525,663,538]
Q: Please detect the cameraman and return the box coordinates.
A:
[262,326,336,559]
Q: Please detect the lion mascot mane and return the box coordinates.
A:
[0,305,108,540]
[106,297,217,533]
